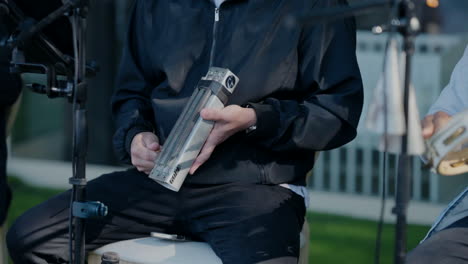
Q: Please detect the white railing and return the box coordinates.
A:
[310,32,468,203]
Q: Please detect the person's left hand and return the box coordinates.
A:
[189,105,257,175]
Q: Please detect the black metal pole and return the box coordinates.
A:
[72,108,87,264]
[394,156,412,264]
[393,0,419,263]
[70,3,89,264]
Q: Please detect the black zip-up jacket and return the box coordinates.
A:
[112,0,364,186]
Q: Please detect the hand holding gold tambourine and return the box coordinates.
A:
[424,109,468,176]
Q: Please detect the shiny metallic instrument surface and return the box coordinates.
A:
[425,109,468,176]
[149,67,239,191]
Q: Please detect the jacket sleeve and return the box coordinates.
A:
[246,0,364,152]
[428,45,468,116]
[111,2,156,164]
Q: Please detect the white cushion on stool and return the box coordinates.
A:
[88,237,222,264]
[88,223,309,264]
[88,233,307,264]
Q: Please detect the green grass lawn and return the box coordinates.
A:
[5,177,430,264]
[307,213,429,263]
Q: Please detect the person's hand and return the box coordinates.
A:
[189,105,257,175]
[130,132,161,174]
[422,111,452,139]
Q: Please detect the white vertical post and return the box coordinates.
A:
[313,154,324,191]
[330,149,340,192]
[346,144,357,194]
[430,172,439,202]
[412,156,422,200]
[363,147,373,195]
[378,152,386,196]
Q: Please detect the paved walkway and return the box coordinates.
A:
[7,157,126,189]
[309,191,444,226]
[8,157,445,226]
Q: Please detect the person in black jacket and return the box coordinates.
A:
[0,25,22,227]
[7,0,363,263]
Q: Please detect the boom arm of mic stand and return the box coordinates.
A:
[0,0,97,77]
[4,0,87,49]
[0,0,72,68]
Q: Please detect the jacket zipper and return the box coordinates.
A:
[208,8,220,68]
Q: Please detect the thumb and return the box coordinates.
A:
[147,142,160,151]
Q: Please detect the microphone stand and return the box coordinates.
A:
[393,1,420,263]
[1,1,107,264]
[296,1,420,263]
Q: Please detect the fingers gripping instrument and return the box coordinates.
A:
[149,67,239,191]
[424,109,468,176]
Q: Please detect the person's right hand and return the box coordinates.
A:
[422,111,452,139]
[130,132,161,174]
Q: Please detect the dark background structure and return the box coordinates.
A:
[10,0,468,165]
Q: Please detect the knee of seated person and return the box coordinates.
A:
[6,214,36,260]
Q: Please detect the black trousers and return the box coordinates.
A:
[6,168,306,264]
[406,217,468,264]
